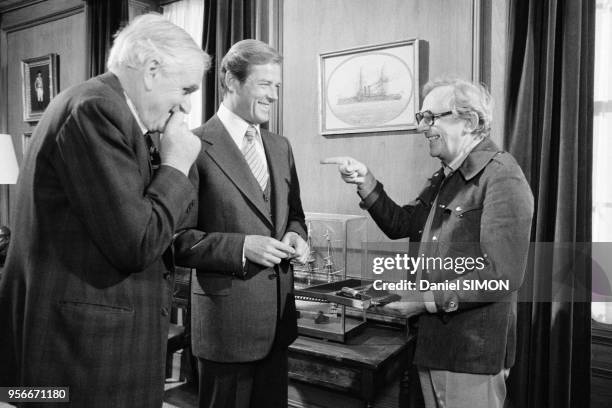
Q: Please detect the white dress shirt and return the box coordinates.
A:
[124,92,147,135]
[216,103,272,266]
[217,102,269,171]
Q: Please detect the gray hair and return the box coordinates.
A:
[422,77,493,137]
[220,39,282,94]
[107,13,210,76]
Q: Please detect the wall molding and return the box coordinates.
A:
[0,0,44,13]
[2,3,84,33]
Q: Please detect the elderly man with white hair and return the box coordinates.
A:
[323,78,534,408]
[0,13,209,407]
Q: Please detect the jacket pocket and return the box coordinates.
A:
[444,201,483,244]
[58,300,133,313]
[192,274,231,296]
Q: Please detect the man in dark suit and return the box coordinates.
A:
[0,14,210,407]
[323,78,534,408]
[174,39,308,408]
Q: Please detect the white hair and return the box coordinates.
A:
[423,77,493,137]
[107,13,210,76]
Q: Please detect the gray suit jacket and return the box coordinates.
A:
[175,115,306,363]
[0,73,197,406]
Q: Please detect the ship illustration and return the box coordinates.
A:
[293,222,344,288]
[337,65,402,105]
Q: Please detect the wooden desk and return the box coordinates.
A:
[288,324,414,408]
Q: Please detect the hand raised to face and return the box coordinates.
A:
[158,110,201,177]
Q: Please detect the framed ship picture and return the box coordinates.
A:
[21,54,59,122]
[319,39,422,135]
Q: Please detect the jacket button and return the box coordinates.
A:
[432,236,438,241]
[268,273,277,280]
[161,307,169,316]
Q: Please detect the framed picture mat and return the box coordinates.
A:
[21,53,58,122]
[319,39,424,135]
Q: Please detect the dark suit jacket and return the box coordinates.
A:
[0,73,197,407]
[175,115,306,363]
[362,137,534,374]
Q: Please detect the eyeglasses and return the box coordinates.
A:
[415,110,453,126]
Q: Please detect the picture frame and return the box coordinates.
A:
[21,53,58,122]
[319,39,422,135]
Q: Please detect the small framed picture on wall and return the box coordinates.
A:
[21,53,59,122]
[319,39,422,135]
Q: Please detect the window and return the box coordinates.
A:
[592,0,612,324]
[162,0,205,130]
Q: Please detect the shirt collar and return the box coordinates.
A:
[217,102,262,147]
[442,136,484,176]
[123,92,147,135]
[457,137,502,181]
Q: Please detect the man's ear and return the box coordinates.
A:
[143,59,161,91]
[224,71,237,93]
[464,111,479,133]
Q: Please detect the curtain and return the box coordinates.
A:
[162,0,205,129]
[504,0,595,407]
[202,0,256,121]
[87,0,129,78]
[591,0,612,324]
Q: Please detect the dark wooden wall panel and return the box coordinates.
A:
[7,12,86,161]
[0,0,86,226]
[1,0,82,31]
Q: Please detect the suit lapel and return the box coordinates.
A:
[98,72,152,180]
[261,129,289,238]
[202,117,273,228]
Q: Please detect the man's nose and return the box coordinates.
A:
[179,97,192,114]
[268,86,278,102]
[416,119,430,133]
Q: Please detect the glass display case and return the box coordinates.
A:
[293,212,369,342]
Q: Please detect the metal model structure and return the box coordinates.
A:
[293,213,369,342]
[293,223,345,288]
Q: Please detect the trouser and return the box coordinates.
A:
[197,345,288,408]
[418,366,508,408]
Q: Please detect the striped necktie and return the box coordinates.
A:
[242,125,269,190]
